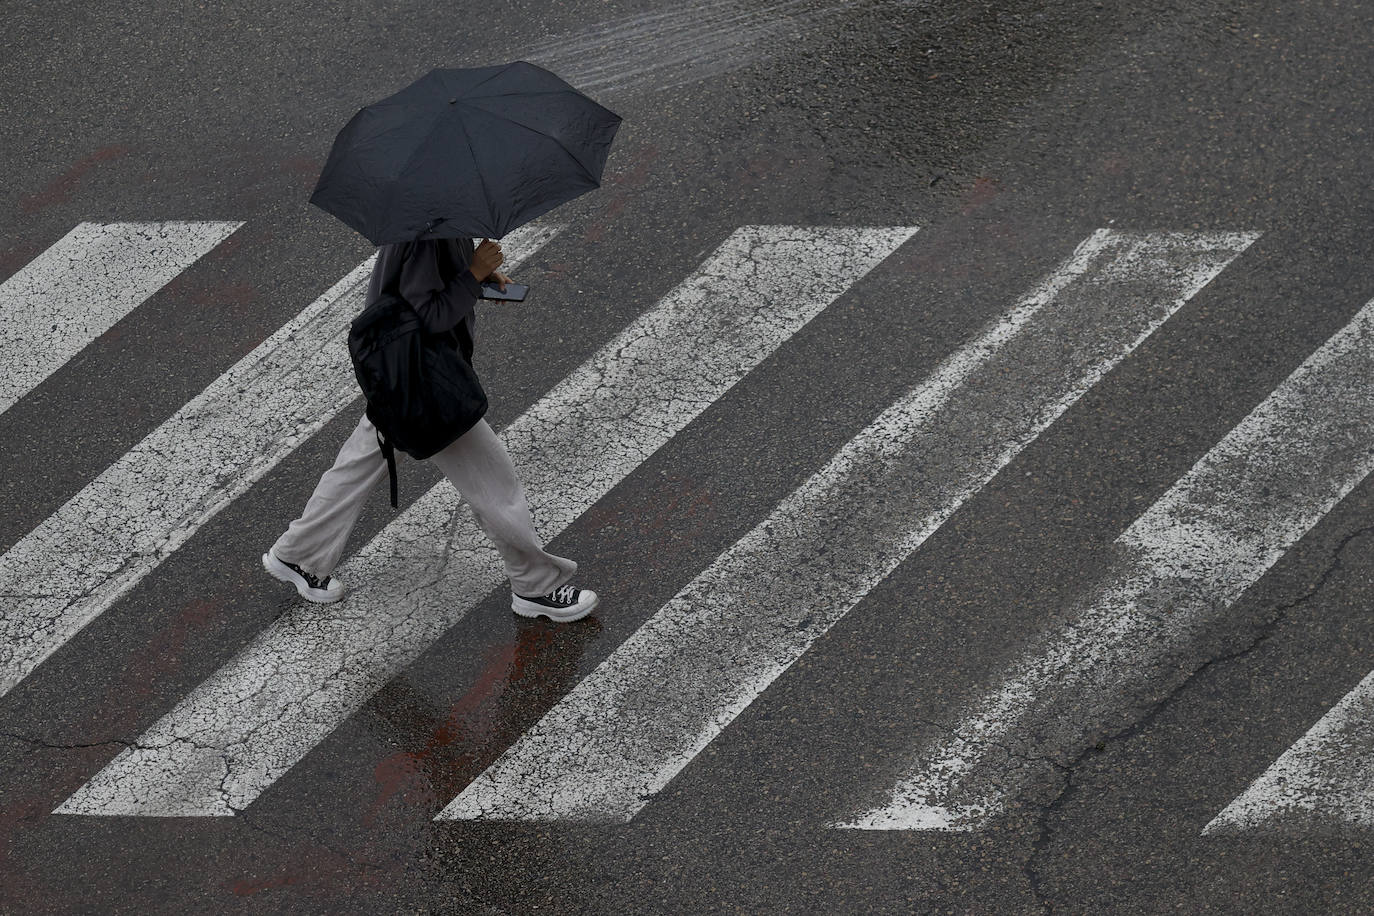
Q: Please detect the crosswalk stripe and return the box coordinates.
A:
[55,224,919,817]
[840,293,1374,831]
[1204,668,1374,833]
[0,223,559,698]
[0,221,242,417]
[436,229,1259,823]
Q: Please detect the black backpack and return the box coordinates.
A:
[347,290,488,507]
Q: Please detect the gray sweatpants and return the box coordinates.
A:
[271,412,576,597]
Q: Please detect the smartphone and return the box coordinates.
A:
[480,282,529,302]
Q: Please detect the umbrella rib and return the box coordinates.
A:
[452,112,500,236]
[451,63,515,101]
[547,134,600,187]
[461,88,588,102]
[386,133,449,237]
[452,99,604,187]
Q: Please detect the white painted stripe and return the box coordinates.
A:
[437,230,1259,823]
[0,221,242,416]
[0,224,561,698]
[1205,669,1374,833]
[842,295,1374,831]
[56,225,918,817]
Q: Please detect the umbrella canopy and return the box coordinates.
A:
[310,61,622,245]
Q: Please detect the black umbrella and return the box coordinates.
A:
[310,61,622,245]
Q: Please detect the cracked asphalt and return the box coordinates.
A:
[2,0,1373,912]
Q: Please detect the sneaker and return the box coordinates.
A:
[511,584,598,622]
[262,548,345,604]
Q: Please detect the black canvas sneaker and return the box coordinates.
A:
[511,584,599,622]
[262,548,345,604]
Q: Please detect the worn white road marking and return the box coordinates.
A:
[1205,669,1374,833]
[842,294,1374,831]
[0,224,560,698]
[525,0,898,95]
[57,225,918,817]
[0,221,242,417]
[437,230,1258,823]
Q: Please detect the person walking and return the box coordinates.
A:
[272,60,620,624]
[262,234,598,623]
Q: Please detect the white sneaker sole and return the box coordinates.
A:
[511,590,599,623]
[262,550,345,604]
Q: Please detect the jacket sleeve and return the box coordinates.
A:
[398,242,483,335]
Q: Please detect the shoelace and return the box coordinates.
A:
[286,560,330,590]
[549,585,577,604]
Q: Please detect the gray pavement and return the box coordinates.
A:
[1,0,1373,912]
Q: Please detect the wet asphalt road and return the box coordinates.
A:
[2,0,1374,912]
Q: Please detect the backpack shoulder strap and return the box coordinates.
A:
[375,426,398,508]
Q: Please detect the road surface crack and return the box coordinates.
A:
[1019,522,1374,911]
[1,731,138,752]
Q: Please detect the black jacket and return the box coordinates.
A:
[350,238,490,506]
[366,237,483,363]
